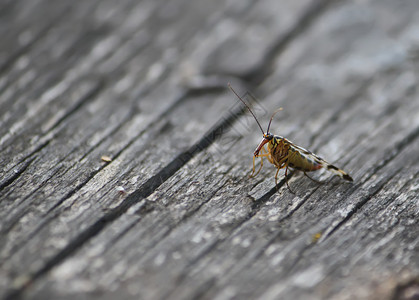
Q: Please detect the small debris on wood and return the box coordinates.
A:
[101,155,112,162]
[115,186,126,194]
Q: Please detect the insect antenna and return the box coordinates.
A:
[266,107,283,133]
[228,83,265,134]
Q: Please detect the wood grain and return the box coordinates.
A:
[1,0,418,299]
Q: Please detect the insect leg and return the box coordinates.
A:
[251,155,263,177]
[261,146,273,164]
[251,147,269,177]
[285,165,295,194]
[272,155,288,170]
[275,167,280,192]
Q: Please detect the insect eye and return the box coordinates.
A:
[265,134,273,140]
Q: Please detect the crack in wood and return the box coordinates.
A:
[0,157,35,192]
[47,80,105,133]
[1,80,102,188]
[1,90,178,259]
[322,125,419,240]
[164,175,312,293]
[249,173,292,212]
[100,177,231,266]
[3,89,249,299]
[236,126,419,277]
[2,0,418,298]
[0,165,64,243]
[1,139,50,177]
[323,168,402,240]
[1,89,189,271]
[208,125,419,283]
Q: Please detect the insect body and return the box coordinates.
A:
[228,84,353,193]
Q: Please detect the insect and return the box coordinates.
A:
[228,83,353,193]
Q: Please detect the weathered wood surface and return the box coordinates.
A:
[1,0,419,299]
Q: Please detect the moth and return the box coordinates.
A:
[228,84,353,193]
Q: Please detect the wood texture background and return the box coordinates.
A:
[1,0,418,299]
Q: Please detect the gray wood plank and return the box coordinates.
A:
[1,0,418,299]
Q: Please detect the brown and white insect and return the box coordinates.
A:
[228,84,353,193]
